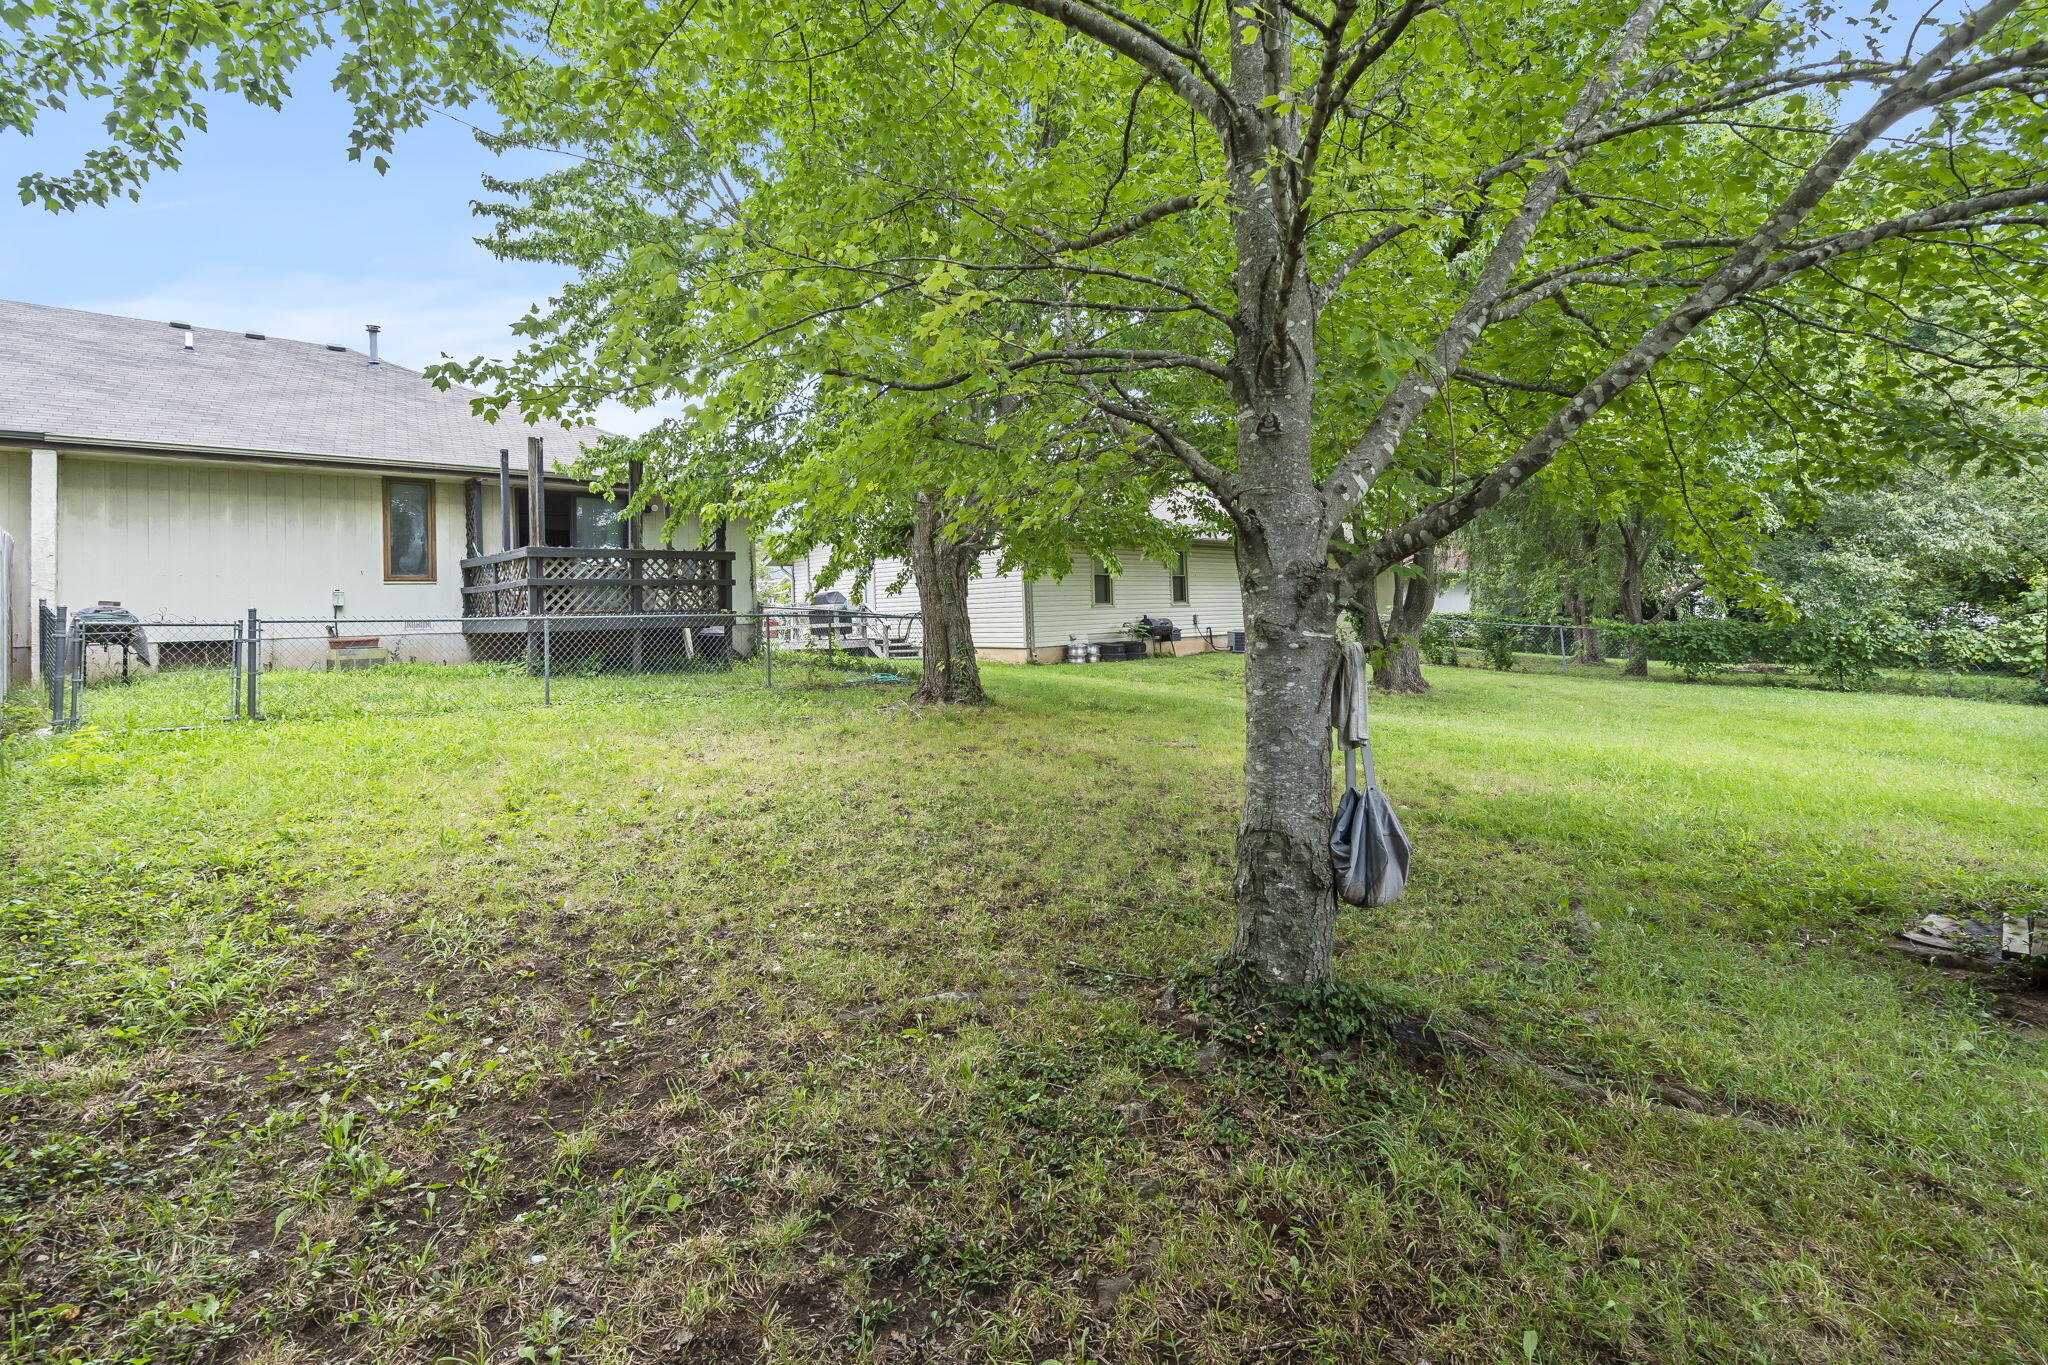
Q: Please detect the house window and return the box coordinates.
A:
[572,495,628,548]
[383,478,435,581]
[1092,560,1115,606]
[1170,550,1190,605]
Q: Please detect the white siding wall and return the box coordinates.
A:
[1030,544,1244,651]
[1,449,27,678]
[721,518,759,613]
[0,453,758,678]
[1183,543,1247,645]
[57,453,470,623]
[1364,567,1467,615]
[782,548,1025,646]
[966,558,1027,647]
[48,457,754,624]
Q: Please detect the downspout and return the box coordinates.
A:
[1022,575,1037,663]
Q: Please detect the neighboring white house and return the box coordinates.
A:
[0,299,754,681]
[780,538,1474,664]
[782,542,1249,663]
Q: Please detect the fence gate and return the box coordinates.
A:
[39,610,249,731]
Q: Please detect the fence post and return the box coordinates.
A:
[67,625,82,729]
[543,615,552,705]
[762,613,773,688]
[1558,625,1569,672]
[246,608,262,719]
[44,602,65,727]
[230,619,244,720]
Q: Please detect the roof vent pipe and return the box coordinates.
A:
[366,324,382,367]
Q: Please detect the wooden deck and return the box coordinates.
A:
[459,547,735,620]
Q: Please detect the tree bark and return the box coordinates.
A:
[1231,552,1342,992]
[1568,521,1607,664]
[1617,511,1651,677]
[1370,545,1438,693]
[906,493,987,705]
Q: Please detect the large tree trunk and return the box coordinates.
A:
[1231,550,1342,991]
[1619,574,1649,676]
[1372,545,1438,693]
[906,493,986,705]
[1567,589,1606,665]
[1216,10,1347,994]
[1616,510,1651,675]
[1568,522,1606,664]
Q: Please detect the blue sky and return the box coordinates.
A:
[0,79,658,432]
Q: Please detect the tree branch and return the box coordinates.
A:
[1036,193,1205,253]
[993,0,1233,130]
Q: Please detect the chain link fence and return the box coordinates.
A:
[23,606,924,732]
[1419,613,2046,702]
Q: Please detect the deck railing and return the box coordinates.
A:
[460,547,735,618]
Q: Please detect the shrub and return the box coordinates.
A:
[1642,617,1764,679]
[1967,611,2046,678]
[1418,621,1459,667]
[1784,613,1915,690]
[1475,621,1518,671]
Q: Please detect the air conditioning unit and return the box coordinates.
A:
[1228,629,1246,653]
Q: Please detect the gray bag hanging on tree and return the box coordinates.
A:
[1328,642,1410,906]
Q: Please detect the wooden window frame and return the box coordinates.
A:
[1092,560,1115,607]
[382,477,437,582]
[1170,549,1190,605]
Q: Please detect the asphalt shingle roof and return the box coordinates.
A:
[0,298,604,474]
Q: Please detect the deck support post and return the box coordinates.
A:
[498,449,514,553]
[526,437,545,551]
[524,439,546,675]
[626,460,643,551]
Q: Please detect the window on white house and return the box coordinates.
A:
[384,478,435,581]
[1092,561,1115,605]
[572,495,629,548]
[1170,550,1190,604]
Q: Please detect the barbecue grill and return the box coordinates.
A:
[71,602,152,681]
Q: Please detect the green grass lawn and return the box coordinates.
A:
[4,657,2046,1363]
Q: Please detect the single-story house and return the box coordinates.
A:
[0,299,755,682]
[781,543,1249,663]
[782,538,1473,664]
